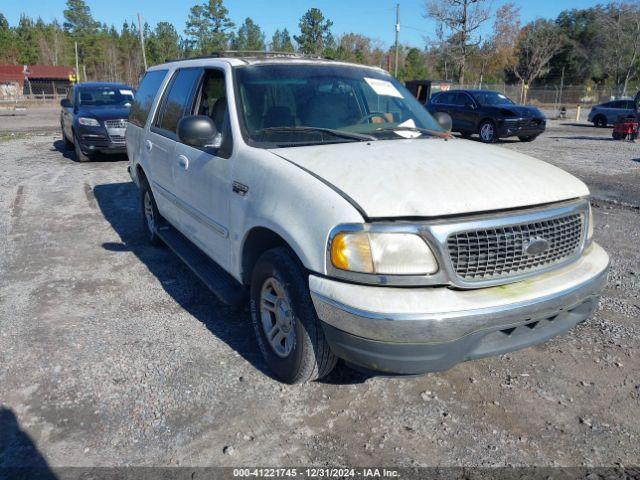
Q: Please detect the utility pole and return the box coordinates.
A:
[137,13,148,71]
[74,41,80,83]
[394,3,400,77]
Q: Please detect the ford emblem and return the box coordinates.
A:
[523,238,550,255]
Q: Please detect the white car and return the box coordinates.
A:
[126,53,609,384]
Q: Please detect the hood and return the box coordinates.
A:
[269,138,588,219]
[77,105,131,120]
[497,105,543,118]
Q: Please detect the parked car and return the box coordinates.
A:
[60,82,134,161]
[126,54,608,384]
[426,89,546,143]
[588,99,637,127]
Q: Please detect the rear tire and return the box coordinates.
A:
[593,115,607,128]
[250,247,337,384]
[478,120,497,143]
[140,178,163,246]
[61,125,73,150]
[518,135,538,142]
[74,132,91,162]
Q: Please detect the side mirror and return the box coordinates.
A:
[434,112,452,132]
[60,98,72,108]
[177,115,219,148]
[466,102,476,109]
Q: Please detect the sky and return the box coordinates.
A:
[2,0,603,48]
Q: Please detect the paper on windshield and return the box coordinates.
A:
[364,77,403,98]
[120,89,134,96]
[393,119,421,139]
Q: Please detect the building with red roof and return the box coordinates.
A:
[0,64,75,99]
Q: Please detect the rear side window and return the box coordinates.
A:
[129,69,168,127]
[154,68,202,136]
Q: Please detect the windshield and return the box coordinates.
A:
[78,87,134,107]
[234,64,443,147]
[472,91,515,106]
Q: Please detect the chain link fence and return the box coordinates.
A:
[458,83,640,108]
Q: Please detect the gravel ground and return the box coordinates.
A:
[0,107,639,469]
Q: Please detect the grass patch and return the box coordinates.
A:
[0,132,31,142]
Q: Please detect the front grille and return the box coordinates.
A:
[105,119,127,129]
[108,134,125,143]
[447,213,584,281]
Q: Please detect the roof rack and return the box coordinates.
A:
[165,50,332,63]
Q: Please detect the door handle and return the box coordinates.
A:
[177,155,189,170]
[145,140,153,151]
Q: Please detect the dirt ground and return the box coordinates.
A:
[0,107,639,469]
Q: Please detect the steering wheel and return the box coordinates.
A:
[357,112,388,124]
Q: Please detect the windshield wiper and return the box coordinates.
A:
[374,126,450,139]
[255,126,377,142]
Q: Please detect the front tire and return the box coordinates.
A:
[250,247,337,384]
[478,120,497,143]
[61,124,73,150]
[74,132,91,162]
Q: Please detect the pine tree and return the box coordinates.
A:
[185,0,234,55]
[270,29,295,52]
[231,18,265,51]
[294,8,334,55]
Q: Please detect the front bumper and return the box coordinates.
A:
[310,243,609,374]
[497,119,545,138]
[77,126,127,154]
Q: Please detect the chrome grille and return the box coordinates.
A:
[108,134,126,143]
[447,213,584,281]
[105,119,127,129]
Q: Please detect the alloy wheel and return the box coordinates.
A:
[259,277,296,358]
[480,122,494,142]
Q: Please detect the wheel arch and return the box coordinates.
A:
[241,226,308,285]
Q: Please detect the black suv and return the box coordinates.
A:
[426,89,546,143]
[60,82,134,161]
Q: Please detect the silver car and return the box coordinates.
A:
[588,99,636,127]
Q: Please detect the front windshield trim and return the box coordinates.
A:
[232,63,444,149]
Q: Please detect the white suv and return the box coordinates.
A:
[126,53,609,383]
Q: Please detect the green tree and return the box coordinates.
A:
[147,22,182,64]
[63,0,98,34]
[0,13,17,63]
[294,8,334,55]
[335,33,372,64]
[16,15,39,65]
[270,28,294,52]
[231,17,265,51]
[400,47,429,80]
[185,0,235,55]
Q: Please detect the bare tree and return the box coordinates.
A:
[512,19,564,102]
[424,0,491,84]
[596,2,640,96]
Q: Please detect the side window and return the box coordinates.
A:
[430,93,442,104]
[625,100,635,109]
[451,93,467,106]
[129,69,167,127]
[153,68,202,137]
[192,68,234,158]
[439,92,455,105]
[458,93,473,107]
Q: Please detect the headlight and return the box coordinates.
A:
[78,117,100,126]
[587,203,594,241]
[330,231,438,275]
